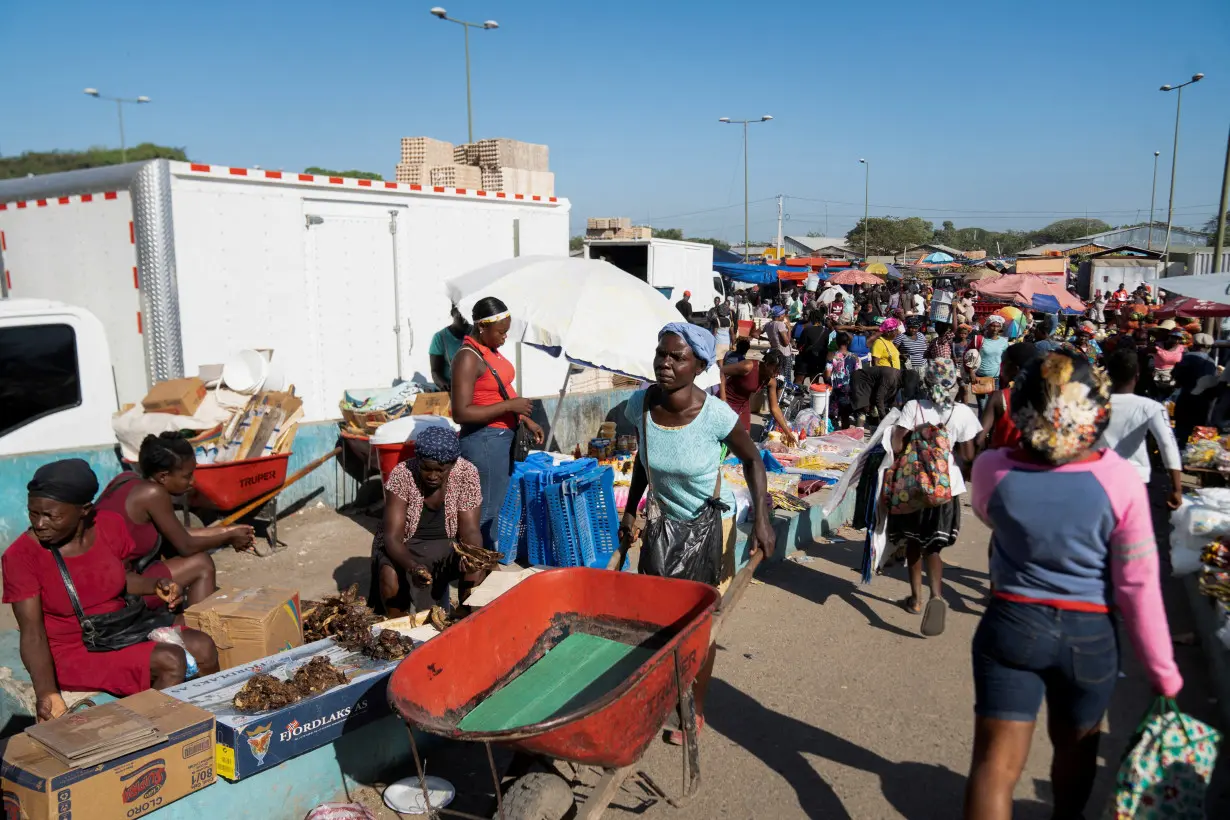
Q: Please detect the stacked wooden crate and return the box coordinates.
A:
[429,165,483,188]
[399,136,554,196]
[585,218,650,240]
[396,137,456,185]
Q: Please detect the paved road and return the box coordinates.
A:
[588,495,1217,820]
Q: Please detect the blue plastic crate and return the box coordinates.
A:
[503,457,597,567]
[544,465,619,568]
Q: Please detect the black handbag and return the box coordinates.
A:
[50,547,175,652]
[464,342,534,462]
[637,390,729,585]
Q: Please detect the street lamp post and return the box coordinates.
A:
[430,8,499,145]
[859,159,869,259]
[1159,73,1204,269]
[719,115,773,262]
[83,89,151,163]
[1148,150,1160,250]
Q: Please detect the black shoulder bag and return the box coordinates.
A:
[463,342,533,463]
[638,388,729,585]
[50,547,175,652]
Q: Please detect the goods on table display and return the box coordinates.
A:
[231,656,349,711]
[302,585,381,645]
[454,540,503,572]
[339,382,437,435]
[1183,427,1230,474]
[429,605,456,633]
[363,629,418,661]
[1171,488,1230,651]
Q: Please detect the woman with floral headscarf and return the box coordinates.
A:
[965,349,1182,820]
[1074,320,1102,366]
[886,358,981,636]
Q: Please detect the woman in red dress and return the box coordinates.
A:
[3,460,219,722]
[95,432,254,607]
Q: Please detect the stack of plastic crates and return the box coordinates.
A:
[495,454,619,568]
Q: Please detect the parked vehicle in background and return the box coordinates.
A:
[583,237,723,320]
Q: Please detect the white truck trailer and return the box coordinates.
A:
[582,237,722,319]
[0,160,571,451]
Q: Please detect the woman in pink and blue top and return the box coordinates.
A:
[964,348,1183,820]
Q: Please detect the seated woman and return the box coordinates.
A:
[369,427,487,617]
[3,459,219,721]
[95,432,254,607]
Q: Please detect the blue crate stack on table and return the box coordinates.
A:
[497,453,621,568]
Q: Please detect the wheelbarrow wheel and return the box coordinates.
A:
[500,771,575,820]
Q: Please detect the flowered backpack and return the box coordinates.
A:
[1111,696,1221,819]
[880,403,953,515]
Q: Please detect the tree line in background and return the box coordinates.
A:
[568,228,731,252]
[0,144,189,179]
[842,216,1117,257]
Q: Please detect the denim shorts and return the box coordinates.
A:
[972,598,1119,730]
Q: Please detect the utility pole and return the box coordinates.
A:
[1159,73,1204,270]
[775,195,784,259]
[719,115,773,262]
[1148,151,1160,250]
[1214,125,1230,274]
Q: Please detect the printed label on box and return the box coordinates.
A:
[214,745,235,780]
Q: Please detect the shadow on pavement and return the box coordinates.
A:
[706,678,1051,819]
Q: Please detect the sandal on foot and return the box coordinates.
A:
[921,598,948,637]
[666,716,704,746]
[901,596,922,615]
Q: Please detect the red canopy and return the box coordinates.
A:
[971,273,1086,313]
[1153,296,1230,318]
[776,268,810,282]
[827,269,883,286]
[788,257,828,269]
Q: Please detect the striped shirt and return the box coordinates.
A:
[893,332,929,368]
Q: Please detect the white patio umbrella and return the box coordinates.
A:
[445,256,720,446]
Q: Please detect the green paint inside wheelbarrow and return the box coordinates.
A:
[458,633,656,732]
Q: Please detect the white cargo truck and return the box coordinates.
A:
[0,159,571,451]
[583,238,723,319]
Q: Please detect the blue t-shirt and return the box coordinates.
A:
[428,327,466,383]
[977,336,1009,377]
[625,390,738,521]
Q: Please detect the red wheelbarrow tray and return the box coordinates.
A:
[189,452,291,509]
[388,567,719,769]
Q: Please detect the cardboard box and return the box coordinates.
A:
[182,587,303,670]
[410,391,451,417]
[142,377,206,416]
[163,639,400,781]
[1,691,215,820]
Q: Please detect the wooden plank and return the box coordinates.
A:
[458,634,653,733]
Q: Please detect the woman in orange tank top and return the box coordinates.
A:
[450,297,544,551]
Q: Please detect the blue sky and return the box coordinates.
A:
[4,0,1229,242]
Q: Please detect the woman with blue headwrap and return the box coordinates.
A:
[619,322,774,744]
[369,425,486,616]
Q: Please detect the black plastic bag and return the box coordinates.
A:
[639,497,729,585]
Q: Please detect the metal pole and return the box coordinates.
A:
[863,162,869,259]
[742,121,749,262]
[1162,86,1182,271]
[775,195,783,258]
[388,210,404,380]
[463,23,473,145]
[1148,152,1159,250]
[1214,125,1230,274]
[545,367,574,452]
[117,99,127,163]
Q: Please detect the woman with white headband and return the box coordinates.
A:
[450,296,544,550]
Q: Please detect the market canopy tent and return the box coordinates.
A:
[921,252,956,264]
[713,261,810,285]
[827,269,882,286]
[963,268,1001,282]
[972,273,1086,314]
[1154,273,1230,304]
[446,256,720,448]
[1154,296,1230,319]
[864,263,889,276]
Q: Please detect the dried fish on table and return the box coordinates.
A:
[365,629,417,661]
[428,605,456,633]
[232,674,302,711]
[291,656,349,695]
[453,540,502,573]
[302,584,381,644]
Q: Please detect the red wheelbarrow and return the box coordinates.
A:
[388,561,760,819]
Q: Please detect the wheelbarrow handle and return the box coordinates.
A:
[712,550,763,640]
[218,447,341,526]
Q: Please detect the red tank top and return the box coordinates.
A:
[94,473,161,563]
[724,362,764,432]
[989,390,1022,449]
[460,337,519,431]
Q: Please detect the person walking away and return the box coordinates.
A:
[4,460,220,713]
[975,315,1009,412]
[369,427,487,616]
[708,298,733,362]
[620,323,775,743]
[886,359,979,636]
[1152,329,1186,394]
[766,306,795,384]
[96,433,254,608]
[825,332,861,428]
[675,290,693,320]
[795,310,834,384]
[450,297,545,549]
[721,351,797,446]
[428,305,471,392]
[977,342,1038,451]
[965,349,1182,820]
[1096,348,1184,510]
[851,319,904,428]
[1172,332,1219,450]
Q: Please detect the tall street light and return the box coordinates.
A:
[1159,72,1204,268]
[859,159,869,259]
[719,115,773,261]
[83,88,151,163]
[1148,150,1160,250]
[430,7,499,145]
